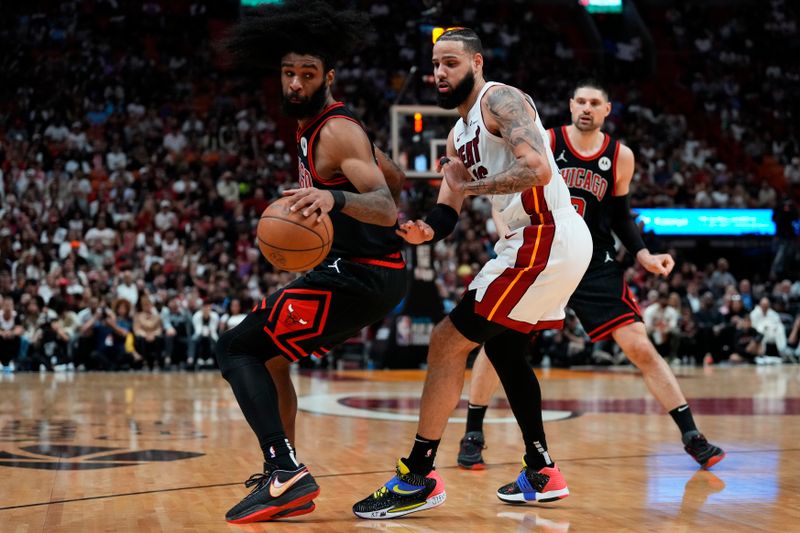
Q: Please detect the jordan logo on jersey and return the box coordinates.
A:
[556,150,567,163]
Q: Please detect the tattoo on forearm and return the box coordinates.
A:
[464,87,548,194]
[341,187,396,225]
[464,160,540,195]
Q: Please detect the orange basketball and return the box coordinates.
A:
[256,196,333,272]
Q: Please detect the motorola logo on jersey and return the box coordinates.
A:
[300,136,308,156]
[598,156,611,171]
[559,167,608,201]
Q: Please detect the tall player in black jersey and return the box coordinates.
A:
[457,81,725,471]
[215,1,407,524]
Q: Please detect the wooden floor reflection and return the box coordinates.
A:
[1,365,799,532]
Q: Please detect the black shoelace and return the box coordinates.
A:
[244,470,272,493]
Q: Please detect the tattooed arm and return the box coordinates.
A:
[457,85,552,196]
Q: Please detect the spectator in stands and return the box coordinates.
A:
[220,298,247,333]
[133,294,164,370]
[111,298,138,369]
[709,258,737,297]
[191,301,219,368]
[19,296,55,371]
[729,316,764,364]
[162,296,194,368]
[0,297,23,372]
[49,296,78,370]
[750,297,787,360]
[116,270,139,306]
[644,292,680,362]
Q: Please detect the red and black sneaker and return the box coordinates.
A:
[683,433,726,469]
[225,463,320,524]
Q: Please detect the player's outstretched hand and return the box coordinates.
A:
[440,156,473,195]
[396,219,434,244]
[283,187,332,223]
[636,249,675,276]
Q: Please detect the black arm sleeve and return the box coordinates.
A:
[609,194,647,255]
[424,203,459,243]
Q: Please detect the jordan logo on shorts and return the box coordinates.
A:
[327,258,342,274]
[605,251,614,263]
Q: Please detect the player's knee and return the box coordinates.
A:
[215,329,236,379]
[623,334,658,365]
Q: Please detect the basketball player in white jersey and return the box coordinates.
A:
[353,28,592,519]
[456,81,725,471]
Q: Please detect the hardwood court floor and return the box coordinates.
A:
[1,365,799,532]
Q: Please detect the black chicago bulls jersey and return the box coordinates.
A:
[296,102,403,264]
[549,125,621,258]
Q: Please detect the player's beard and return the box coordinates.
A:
[281,82,328,119]
[436,70,475,109]
[574,115,598,132]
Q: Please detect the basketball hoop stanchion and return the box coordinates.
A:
[390,105,459,179]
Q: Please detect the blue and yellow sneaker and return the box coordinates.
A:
[353,459,446,519]
[497,458,569,504]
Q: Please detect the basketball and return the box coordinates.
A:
[256,196,333,272]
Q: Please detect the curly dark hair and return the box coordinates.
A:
[221,0,373,73]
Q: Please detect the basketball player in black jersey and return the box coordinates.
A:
[215,1,407,523]
[457,80,725,471]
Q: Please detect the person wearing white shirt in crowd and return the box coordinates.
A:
[643,292,681,361]
[191,301,219,367]
[106,143,127,171]
[216,171,239,203]
[67,122,90,152]
[116,270,139,306]
[750,297,787,359]
[44,121,70,143]
[84,216,117,248]
[154,200,178,231]
[163,127,188,154]
[219,298,247,334]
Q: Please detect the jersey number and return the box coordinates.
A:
[570,196,586,218]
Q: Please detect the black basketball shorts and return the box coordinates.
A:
[225,255,407,362]
[567,256,642,342]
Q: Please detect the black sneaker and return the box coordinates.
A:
[225,463,320,524]
[271,500,316,519]
[457,431,486,470]
[683,432,726,469]
[352,458,446,519]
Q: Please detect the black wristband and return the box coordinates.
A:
[424,203,459,242]
[330,190,346,212]
[609,194,646,255]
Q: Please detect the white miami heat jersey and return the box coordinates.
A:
[451,81,572,232]
[449,82,592,333]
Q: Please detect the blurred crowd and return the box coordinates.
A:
[0,1,798,372]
